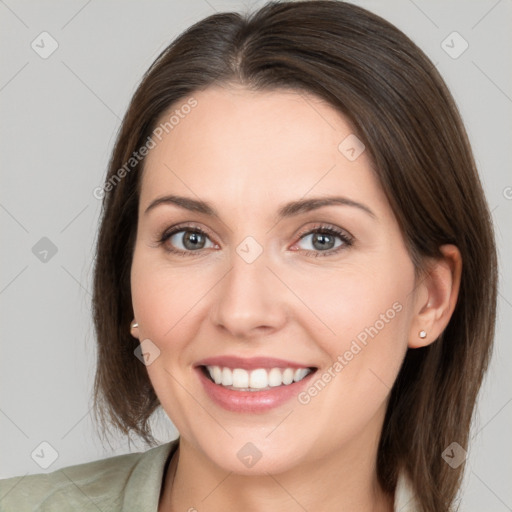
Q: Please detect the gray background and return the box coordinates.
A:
[1,0,511,510]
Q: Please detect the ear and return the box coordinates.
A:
[130,319,140,340]
[408,244,462,349]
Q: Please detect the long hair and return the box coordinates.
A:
[92,2,498,510]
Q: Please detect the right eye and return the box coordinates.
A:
[159,225,217,255]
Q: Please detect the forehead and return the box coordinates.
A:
[145,85,350,169]
[140,85,390,220]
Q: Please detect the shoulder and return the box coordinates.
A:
[0,439,178,512]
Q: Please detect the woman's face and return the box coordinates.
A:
[131,85,419,474]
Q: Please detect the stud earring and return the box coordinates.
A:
[419,330,427,339]
[131,321,139,329]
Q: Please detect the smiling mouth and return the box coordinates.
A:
[200,365,317,391]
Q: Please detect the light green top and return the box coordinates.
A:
[0,438,418,511]
[0,440,179,512]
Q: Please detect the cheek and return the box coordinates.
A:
[291,258,414,387]
[286,264,413,448]
[130,250,206,343]
[130,251,209,432]
[292,257,411,338]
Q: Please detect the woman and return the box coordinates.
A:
[0,1,497,511]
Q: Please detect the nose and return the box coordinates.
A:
[209,249,288,339]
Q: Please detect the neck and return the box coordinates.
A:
[159,430,394,512]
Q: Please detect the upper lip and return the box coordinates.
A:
[195,356,316,370]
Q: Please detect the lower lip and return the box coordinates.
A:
[196,367,316,413]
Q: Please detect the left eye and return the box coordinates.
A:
[296,229,346,252]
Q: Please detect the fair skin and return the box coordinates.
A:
[130,85,461,512]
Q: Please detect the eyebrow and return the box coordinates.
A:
[144,194,376,219]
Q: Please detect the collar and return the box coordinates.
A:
[394,471,420,511]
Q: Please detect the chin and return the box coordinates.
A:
[193,433,311,476]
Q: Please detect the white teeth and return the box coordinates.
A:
[249,368,268,389]
[293,368,309,382]
[282,368,294,385]
[221,367,233,386]
[232,368,249,388]
[205,365,312,390]
[212,366,222,385]
[268,368,283,387]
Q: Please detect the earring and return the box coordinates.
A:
[131,321,139,329]
[419,330,427,339]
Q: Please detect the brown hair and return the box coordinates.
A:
[92,1,498,510]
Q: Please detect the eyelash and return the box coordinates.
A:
[157,223,354,258]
